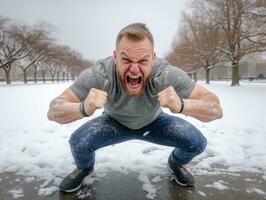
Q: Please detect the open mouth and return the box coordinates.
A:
[126,75,142,89]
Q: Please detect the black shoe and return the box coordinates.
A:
[59,166,94,193]
[168,158,195,187]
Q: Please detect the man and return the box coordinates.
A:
[47,23,223,193]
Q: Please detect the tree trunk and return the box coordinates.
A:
[4,66,11,84]
[63,72,65,81]
[193,72,197,82]
[66,73,69,81]
[23,69,27,84]
[42,72,46,83]
[231,62,240,86]
[51,74,55,82]
[57,71,60,82]
[34,65,37,83]
[206,68,210,84]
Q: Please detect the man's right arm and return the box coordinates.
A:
[47,88,107,124]
[47,88,83,124]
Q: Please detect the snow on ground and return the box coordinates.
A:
[0,81,266,199]
[8,188,24,199]
[205,180,229,190]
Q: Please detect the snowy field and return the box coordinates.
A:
[0,81,266,199]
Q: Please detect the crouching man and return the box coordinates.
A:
[47,23,223,192]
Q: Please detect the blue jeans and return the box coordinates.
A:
[69,112,207,169]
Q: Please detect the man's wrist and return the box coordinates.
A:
[178,97,184,113]
[79,101,89,117]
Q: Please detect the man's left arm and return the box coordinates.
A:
[158,84,223,122]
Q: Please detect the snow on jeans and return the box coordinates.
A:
[69,112,207,169]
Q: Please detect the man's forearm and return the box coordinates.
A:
[182,97,223,122]
[47,98,83,124]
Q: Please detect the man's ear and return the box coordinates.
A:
[152,52,156,65]
[112,51,117,64]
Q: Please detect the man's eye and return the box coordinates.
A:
[139,60,148,65]
[122,58,131,64]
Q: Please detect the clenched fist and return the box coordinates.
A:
[84,88,107,116]
[158,86,183,113]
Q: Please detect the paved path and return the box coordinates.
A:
[0,171,265,200]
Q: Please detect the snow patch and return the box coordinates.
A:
[151,176,162,183]
[77,189,92,199]
[24,177,35,183]
[198,191,206,196]
[38,186,58,196]
[8,188,24,199]
[205,180,229,190]
[138,173,157,199]
[247,187,266,195]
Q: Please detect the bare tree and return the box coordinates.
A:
[205,0,266,86]
[0,20,46,84]
[181,1,225,84]
[37,58,48,83]
[0,18,31,84]
[165,19,202,82]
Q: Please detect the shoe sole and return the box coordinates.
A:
[167,165,194,187]
[60,171,94,193]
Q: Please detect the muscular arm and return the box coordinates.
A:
[183,84,223,122]
[47,88,83,124]
[47,88,107,124]
[158,84,223,122]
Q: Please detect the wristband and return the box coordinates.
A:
[178,97,184,113]
[79,102,89,117]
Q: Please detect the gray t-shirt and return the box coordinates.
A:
[70,56,195,129]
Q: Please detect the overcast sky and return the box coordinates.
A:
[0,0,188,61]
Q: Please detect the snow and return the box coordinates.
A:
[246,187,266,195]
[205,180,229,190]
[198,191,206,196]
[0,81,266,198]
[151,176,162,183]
[138,173,157,199]
[8,188,24,199]
[38,186,58,196]
[77,189,92,199]
[24,177,35,183]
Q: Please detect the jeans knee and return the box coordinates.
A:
[69,130,80,146]
[69,129,88,153]
[189,135,207,155]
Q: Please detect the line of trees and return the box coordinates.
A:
[166,0,266,86]
[0,16,93,84]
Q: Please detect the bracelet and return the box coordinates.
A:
[178,97,184,113]
[79,102,89,117]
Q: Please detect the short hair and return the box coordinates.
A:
[116,23,154,50]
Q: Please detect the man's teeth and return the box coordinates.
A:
[128,75,140,79]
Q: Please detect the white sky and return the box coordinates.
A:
[0,0,188,61]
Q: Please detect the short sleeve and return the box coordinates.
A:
[153,65,196,98]
[69,67,98,102]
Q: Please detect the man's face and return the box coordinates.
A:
[113,37,156,96]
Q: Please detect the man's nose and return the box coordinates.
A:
[129,64,140,74]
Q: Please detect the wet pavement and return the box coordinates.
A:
[0,171,265,200]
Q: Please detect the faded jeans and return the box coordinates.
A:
[69,112,207,169]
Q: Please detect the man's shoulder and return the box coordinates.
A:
[154,57,170,69]
[152,57,185,76]
[94,56,115,72]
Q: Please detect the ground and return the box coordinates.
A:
[0,81,265,199]
[1,171,265,200]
